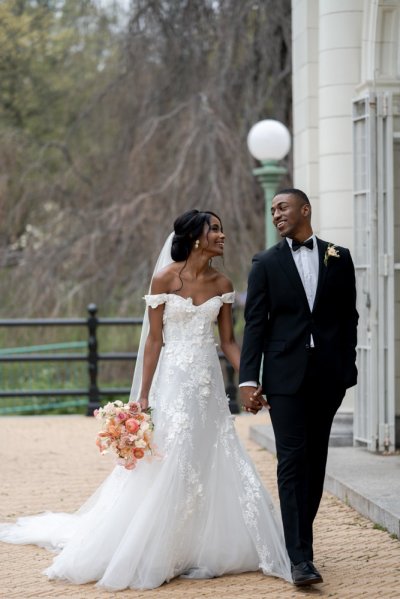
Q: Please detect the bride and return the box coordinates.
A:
[0,209,292,591]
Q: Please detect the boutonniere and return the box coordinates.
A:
[324,243,340,266]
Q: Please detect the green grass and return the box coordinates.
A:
[0,397,88,416]
[0,321,142,354]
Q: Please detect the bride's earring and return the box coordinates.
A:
[194,240,200,249]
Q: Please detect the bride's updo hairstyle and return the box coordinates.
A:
[171,209,221,262]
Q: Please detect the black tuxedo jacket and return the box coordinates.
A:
[239,238,359,395]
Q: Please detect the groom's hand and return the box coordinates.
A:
[253,386,270,410]
[240,385,264,414]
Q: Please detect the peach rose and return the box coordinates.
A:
[125,418,140,434]
[133,447,145,459]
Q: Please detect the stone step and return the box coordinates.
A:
[250,422,400,539]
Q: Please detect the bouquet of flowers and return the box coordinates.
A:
[94,400,154,470]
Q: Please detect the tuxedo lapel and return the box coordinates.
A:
[276,240,311,313]
[313,238,328,311]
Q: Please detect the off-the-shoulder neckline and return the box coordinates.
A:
[145,292,235,308]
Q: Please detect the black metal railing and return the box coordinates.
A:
[0,304,240,415]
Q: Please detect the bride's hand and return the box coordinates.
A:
[139,397,149,411]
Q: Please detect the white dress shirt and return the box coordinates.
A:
[285,235,319,311]
[240,234,319,388]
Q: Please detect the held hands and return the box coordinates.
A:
[240,385,269,414]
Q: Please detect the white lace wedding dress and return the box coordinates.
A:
[0,292,292,591]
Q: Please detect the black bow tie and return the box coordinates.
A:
[292,238,314,251]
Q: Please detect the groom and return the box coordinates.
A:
[239,188,358,586]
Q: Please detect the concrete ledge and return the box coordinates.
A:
[250,423,400,539]
[328,409,353,446]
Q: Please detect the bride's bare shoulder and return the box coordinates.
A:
[150,263,183,294]
[211,271,233,294]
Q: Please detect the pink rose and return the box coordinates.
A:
[125,459,137,470]
[125,418,139,434]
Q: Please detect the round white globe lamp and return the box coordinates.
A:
[247,119,291,247]
[247,119,291,161]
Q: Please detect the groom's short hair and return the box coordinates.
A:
[275,188,310,206]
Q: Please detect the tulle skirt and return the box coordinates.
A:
[0,414,291,590]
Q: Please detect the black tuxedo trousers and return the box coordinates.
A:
[268,350,344,564]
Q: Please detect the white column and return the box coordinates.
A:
[318,0,363,251]
[292,0,320,230]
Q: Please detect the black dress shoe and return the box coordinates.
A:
[308,561,323,579]
[291,561,323,586]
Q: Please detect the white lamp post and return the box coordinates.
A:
[247,119,291,248]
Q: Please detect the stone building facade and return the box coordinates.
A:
[292,0,400,450]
